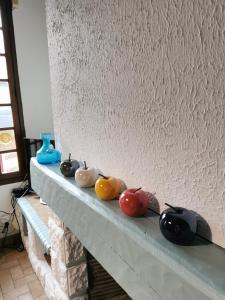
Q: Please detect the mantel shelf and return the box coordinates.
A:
[30,158,225,300]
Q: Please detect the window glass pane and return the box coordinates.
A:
[0,82,10,104]
[0,56,7,79]
[0,151,19,174]
[0,130,16,151]
[0,106,14,128]
[0,30,4,53]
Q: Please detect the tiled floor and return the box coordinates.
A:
[0,249,47,300]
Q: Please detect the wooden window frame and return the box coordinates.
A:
[0,0,26,185]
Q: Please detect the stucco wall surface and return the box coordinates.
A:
[45,0,225,248]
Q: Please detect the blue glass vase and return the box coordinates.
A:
[36,133,61,164]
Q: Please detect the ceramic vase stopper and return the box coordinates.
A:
[60,153,80,177]
[119,188,149,217]
[75,161,98,187]
[95,174,126,201]
[159,203,198,245]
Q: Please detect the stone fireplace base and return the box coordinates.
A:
[28,158,225,300]
[16,195,130,300]
[16,195,88,300]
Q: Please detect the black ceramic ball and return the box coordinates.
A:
[60,154,80,177]
[159,203,198,245]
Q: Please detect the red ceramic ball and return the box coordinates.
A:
[119,188,149,217]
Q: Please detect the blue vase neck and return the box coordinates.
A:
[42,137,50,148]
[41,133,52,149]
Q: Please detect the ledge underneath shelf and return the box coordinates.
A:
[30,158,225,300]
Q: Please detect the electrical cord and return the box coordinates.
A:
[0,210,10,215]
[1,222,9,249]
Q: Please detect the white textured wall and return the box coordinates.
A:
[46,0,225,248]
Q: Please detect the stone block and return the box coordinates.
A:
[27,223,46,259]
[73,295,88,300]
[49,210,64,228]
[49,218,65,262]
[67,263,88,298]
[51,249,68,293]
[64,227,86,266]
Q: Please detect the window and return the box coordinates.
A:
[0,0,25,185]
